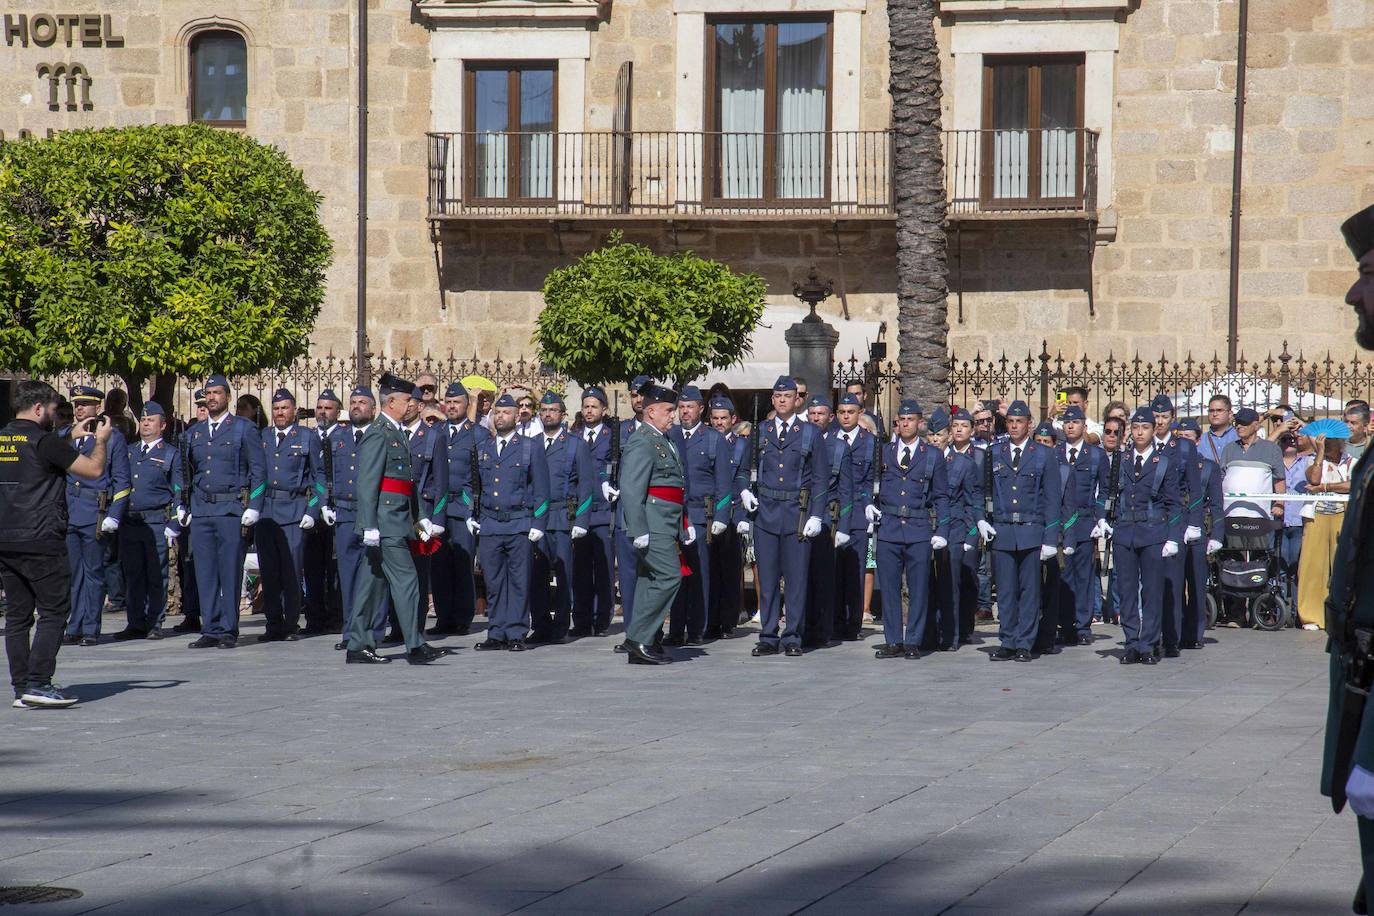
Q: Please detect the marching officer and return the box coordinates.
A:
[529,391,594,645]
[982,400,1062,662]
[1044,405,1110,650]
[571,385,616,638]
[706,395,747,639]
[393,385,447,642]
[802,394,852,649]
[1173,417,1224,649]
[63,385,131,646]
[945,408,985,644]
[1109,406,1183,665]
[302,389,343,635]
[431,380,483,637]
[185,375,267,649]
[173,388,208,635]
[927,408,982,651]
[613,375,651,639]
[255,389,324,642]
[115,402,182,640]
[471,393,550,652]
[870,399,949,659]
[667,386,732,646]
[739,376,830,658]
[343,373,446,665]
[1150,394,1203,659]
[324,386,389,650]
[833,392,876,642]
[619,384,693,664]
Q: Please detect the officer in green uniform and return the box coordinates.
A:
[344,372,447,666]
[1324,203,1374,914]
[618,384,695,665]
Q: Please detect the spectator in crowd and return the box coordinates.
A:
[1220,407,1287,547]
[236,394,267,430]
[1102,400,1129,427]
[474,386,496,430]
[971,403,997,448]
[1051,387,1104,440]
[1344,401,1370,462]
[513,391,541,438]
[1298,431,1354,630]
[1093,415,1126,626]
[1202,395,1238,462]
[102,388,137,441]
[415,373,440,409]
[1280,431,1313,608]
[844,378,886,439]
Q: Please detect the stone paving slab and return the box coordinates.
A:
[0,611,1358,915]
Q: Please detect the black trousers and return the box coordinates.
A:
[1,549,71,694]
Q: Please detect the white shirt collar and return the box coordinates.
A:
[775,416,794,435]
[404,419,421,434]
[1008,436,1029,450]
[1133,444,1155,462]
[585,422,603,437]
[496,431,516,447]
[682,423,702,437]
[381,413,403,432]
[354,423,370,436]
[141,437,162,451]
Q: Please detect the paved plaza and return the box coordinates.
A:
[0,615,1357,915]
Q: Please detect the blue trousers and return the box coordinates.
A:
[671,534,711,641]
[1279,525,1304,606]
[431,521,477,630]
[103,536,124,611]
[992,547,1041,651]
[754,526,811,648]
[531,530,574,639]
[877,539,932,646]
[335,523,386,643]
[255,519,306,637]
[119,520,169,633]
[1182,539,1209,646]
[1115,541,1164,654]
[956,544,980,641]
[615,525,639,633]
[480,532,532,641]
[192,515,247,639]
[65,525,107,636]
[573,523,615,632]
[1160,549,1187,651]
[834,532,867,640]
[1057,541,1095,639]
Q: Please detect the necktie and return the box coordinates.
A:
[1069,447,1078,465]
[779,421,788,442]
[842,433,851,447]
[497,439,505,457]
[684,430,692,443]
[900,446,911,469]
[355,429,363,445]
[405,427,413,442]
[1134,454,1144,477]
[319,428,326,441]
[279,430,288,448]
[546,436,554,450]
[209,421,220,439]
[1012,446,1022,470]
[587,431,596,446]
[142,443,150,456]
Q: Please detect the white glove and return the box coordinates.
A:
[1206,539,1223,556]
[1039,544,1058,561]
[835,530,851,547]
[802,516,823,539]
[1090,519,1112,540]
[1063,544,1075,555]
[977,520,997,542]
[321,506,337,526]
[571,525,588,540]
[1347,765,1374,819]
[602,482,620,503]
[163,526,179,542]
[241,508,260,527]
[429,522,445,537]
[300,513,315,530]
[931,535,948,551]
[710,521,727,536]
[865,504,882,524]
[964,543,973,552]
[363,528,380,547]
[528,528,544,543]
[1161,540,1179,558]
[100,517,119,534]
[736,520,751,535]
[466,518,481,536]
[683,526,697,546]
[1184,525,1202,544]
[740,489,759,512]
[633,533,650,549]
[175,505,190,526]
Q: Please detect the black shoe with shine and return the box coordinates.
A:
[567,627,592,639]
[62,634,80,646]
[334,641,347,650]
[346,648,390,664]
[188,636,219,649]
[474,638,508,651]
[1181,641,1202,650]
[1037,644,1061,655]
[613,642,628,653]
[380,631,404,646]
[299,626,330,637]
[592,627,609,637]
[904,646,921,660]
[507,639,528,652]
[78,636,99,647]
[686,635,705,647]
[752,643,778,657]
[1140,651,1159,665]
[1013,648,1032,662]
[1164,645,1181,658]
[1077,635,1094,646]
[172,619,200,633]
[625,641,667,665]
[218,636,237,649]
[407,644,446,665]
[111,629,145,642]
[874,644,903,659]
[145,629,164,640]
[784,644,803,657]
[662,634,687,648]
[1120,648,1141,665]
[991,647,1016,661]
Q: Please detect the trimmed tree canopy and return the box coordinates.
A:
[535,232,766,386]
[0,124,332,387]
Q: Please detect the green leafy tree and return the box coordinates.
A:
[0,124,332,408]
[535,232,766,387]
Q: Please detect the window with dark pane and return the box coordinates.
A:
[190,30,247,126]
[982,55,1084,207]
[465,64,557,201]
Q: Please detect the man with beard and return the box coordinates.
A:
[302,389,343,635]
[430,381,484,637]
[570,386,616,638]
[323,387,389,650]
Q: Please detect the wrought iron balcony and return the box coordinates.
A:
[425,128,1099,222]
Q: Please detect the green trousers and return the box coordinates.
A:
[348,537,422,652]
[626,533,682,645]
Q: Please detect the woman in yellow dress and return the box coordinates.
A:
[1297,432,1354,629]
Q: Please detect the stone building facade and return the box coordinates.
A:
[0,0,1370,381]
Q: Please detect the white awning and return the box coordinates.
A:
[709,307,883,390]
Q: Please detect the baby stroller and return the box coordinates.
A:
[1207,516,1291,631]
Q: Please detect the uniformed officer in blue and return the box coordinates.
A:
[611,375,651,638]
[707,395,748,638]
[1151,393,1204,658]
[184,375,267,649]
[833,392,875,641]
[571,385,616,638]
[115,402,182,640]
[944,407,985,645]
[431,380,484,637]
[868,399,948,659]
[738,375,830,657]
[1109,406,1183,665]
[470,393,551,652]
[173,388,208,636]
[1172,417,1224,649]
[928,407,983,651]
[666,385,732,646]
[529,390,594,644]
[322,386,388,650]
[396,385,448,641]
[981,399,1062,662]
[1046,405,1111,648]
[802,394,853,649]
[255,388,325,642]
[302,388,343,635]
[63,385,131,645]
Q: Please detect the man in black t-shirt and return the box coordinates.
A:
[0,380,114,708]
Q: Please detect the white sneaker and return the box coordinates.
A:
[19,683,78,708]
[1303,623,1320,631]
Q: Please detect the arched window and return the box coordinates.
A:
[189,30,247,126]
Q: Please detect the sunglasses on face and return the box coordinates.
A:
[974,416,993,424]
[420,385,436,393]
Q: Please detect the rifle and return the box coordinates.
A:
[704,495,715,545]
[323,428,337,559]
[1104,448,1122,524]
[96,490,110,540]
[609,416,622,489]
[470,440,482,575]
[240,487,252,542]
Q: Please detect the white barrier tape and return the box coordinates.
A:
[1223,492,1349,502]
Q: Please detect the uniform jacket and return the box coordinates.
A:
[475,432,551,536]
[1158,434,1205,530]
[750,416,831,536]
[835,426,876,535]
[986,438,1062,552]
[327,424,369,524]
[185,413,266,519]
[875,438,950,544]
[1111,447,1183,549]
[620,423,686,542]
[943,446,984,548]
[406,421,449,527]
[818,430,855,533]
[721,431,751,526]
[441,418,487,523]
[1198,455,1225,543]
[65,428,131,528]
[126,438,181,531]
[355,416,418,538]
[538,427,595,533]
[669,423,734,529]
[577,422,615,527]
[614,417,642,531]
[260,424,325,525]
[1057,440,1109,545]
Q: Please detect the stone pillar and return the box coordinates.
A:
[785,317,840,397]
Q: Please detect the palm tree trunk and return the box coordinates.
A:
[889,0,950,411]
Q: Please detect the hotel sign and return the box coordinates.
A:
[4,14,125,112]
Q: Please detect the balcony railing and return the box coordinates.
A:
[426,128,1098,220]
